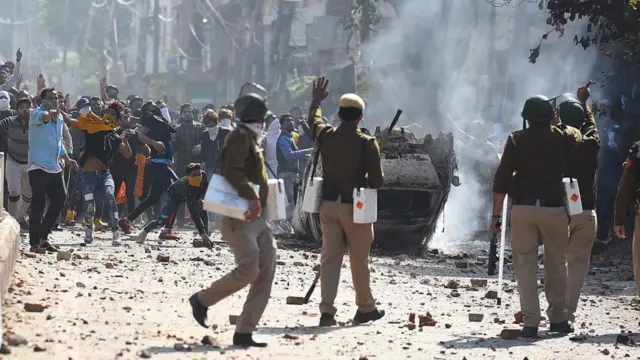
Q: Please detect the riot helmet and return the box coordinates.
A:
[234,82,268,123]
[558,100,586,128]
[521,95,555,123]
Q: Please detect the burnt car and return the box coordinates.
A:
[291,127,459,251]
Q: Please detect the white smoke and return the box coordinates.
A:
[362,0,608,251]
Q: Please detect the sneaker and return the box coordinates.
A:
[94,219,108,229]
[353,309,385,325]
[136,230,148,244]
[84,227,94,245]
[118,218,132,234]
[65,210,76,225]
[159,230,180,240]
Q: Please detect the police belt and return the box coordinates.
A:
[512,198,564,207]
[324,194,354,204]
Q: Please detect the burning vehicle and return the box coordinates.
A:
[291,127,459,250]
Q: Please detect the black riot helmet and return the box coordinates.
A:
[521,95,555,123]
[234,82,268,123]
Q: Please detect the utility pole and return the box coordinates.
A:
[153,0,160,74]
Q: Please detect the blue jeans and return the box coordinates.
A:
[82,170,118,230]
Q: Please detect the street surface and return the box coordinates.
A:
[2,225,640,359]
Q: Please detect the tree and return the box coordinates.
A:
[525,0,640,64]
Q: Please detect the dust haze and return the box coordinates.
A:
[363,0,608,251]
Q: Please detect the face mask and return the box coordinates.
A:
[103,114,116,128]
[246,122,265,142]
[298,125,304,134]
[220,118,232,128]
[207,125,220,140]
[41,99,58,111]
[187,175,202,187]
[0,99,8,111]
[182,113,194,122]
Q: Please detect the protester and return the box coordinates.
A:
[136,163,210,245]
[119,101,177,236]
[28,86,78,252]
[0,96,32,227]
[173,103,206,227]
[199,109,231,177]
[63,99,132,244]
[276,114,312,220]
[263,113,280,179]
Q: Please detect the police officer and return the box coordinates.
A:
[553,86,600,323]
[188,84,275,348]
[613,141,640,297]
[491,95,582,338]
[307,76,385,327]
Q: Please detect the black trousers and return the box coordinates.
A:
[28,169,66,246]
[127,162,177,222]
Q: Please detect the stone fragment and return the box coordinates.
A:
[5,333,28,346]
[470,279,488,287]
[24,303,46,313]
[157,254,170,263]
[500,329,521,340]
[485,291,498,299]
[201,335,220,347]
[454,261,468,269]
[23,252,37,258]
[139,350,152,358]
[283,334,299,340]
[468,313,484,322]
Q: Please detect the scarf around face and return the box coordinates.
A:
[77,110,115,134]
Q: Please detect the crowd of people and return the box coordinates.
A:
[0,51,320,253]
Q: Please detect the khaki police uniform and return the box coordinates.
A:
[196,124,276,334]
[563,103,600,321]
[307,94,384,316]
[613,146,640,297]
[493,123,581,328]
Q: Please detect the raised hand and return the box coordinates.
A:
[36,74,45,93]
[100,76,108,91]
[16,48,22,63]
[312,76,329,102]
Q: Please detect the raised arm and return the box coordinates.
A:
[307,77,331,140]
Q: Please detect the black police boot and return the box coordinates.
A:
[353,309,385,325]
[319,313,337,327]
[520,326,539,338]
[188,293,208,328]
[550,320,574,334]
[233,332,267,348]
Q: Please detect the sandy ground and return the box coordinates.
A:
[1,224,640,360]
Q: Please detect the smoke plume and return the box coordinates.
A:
[363,0,608,251]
